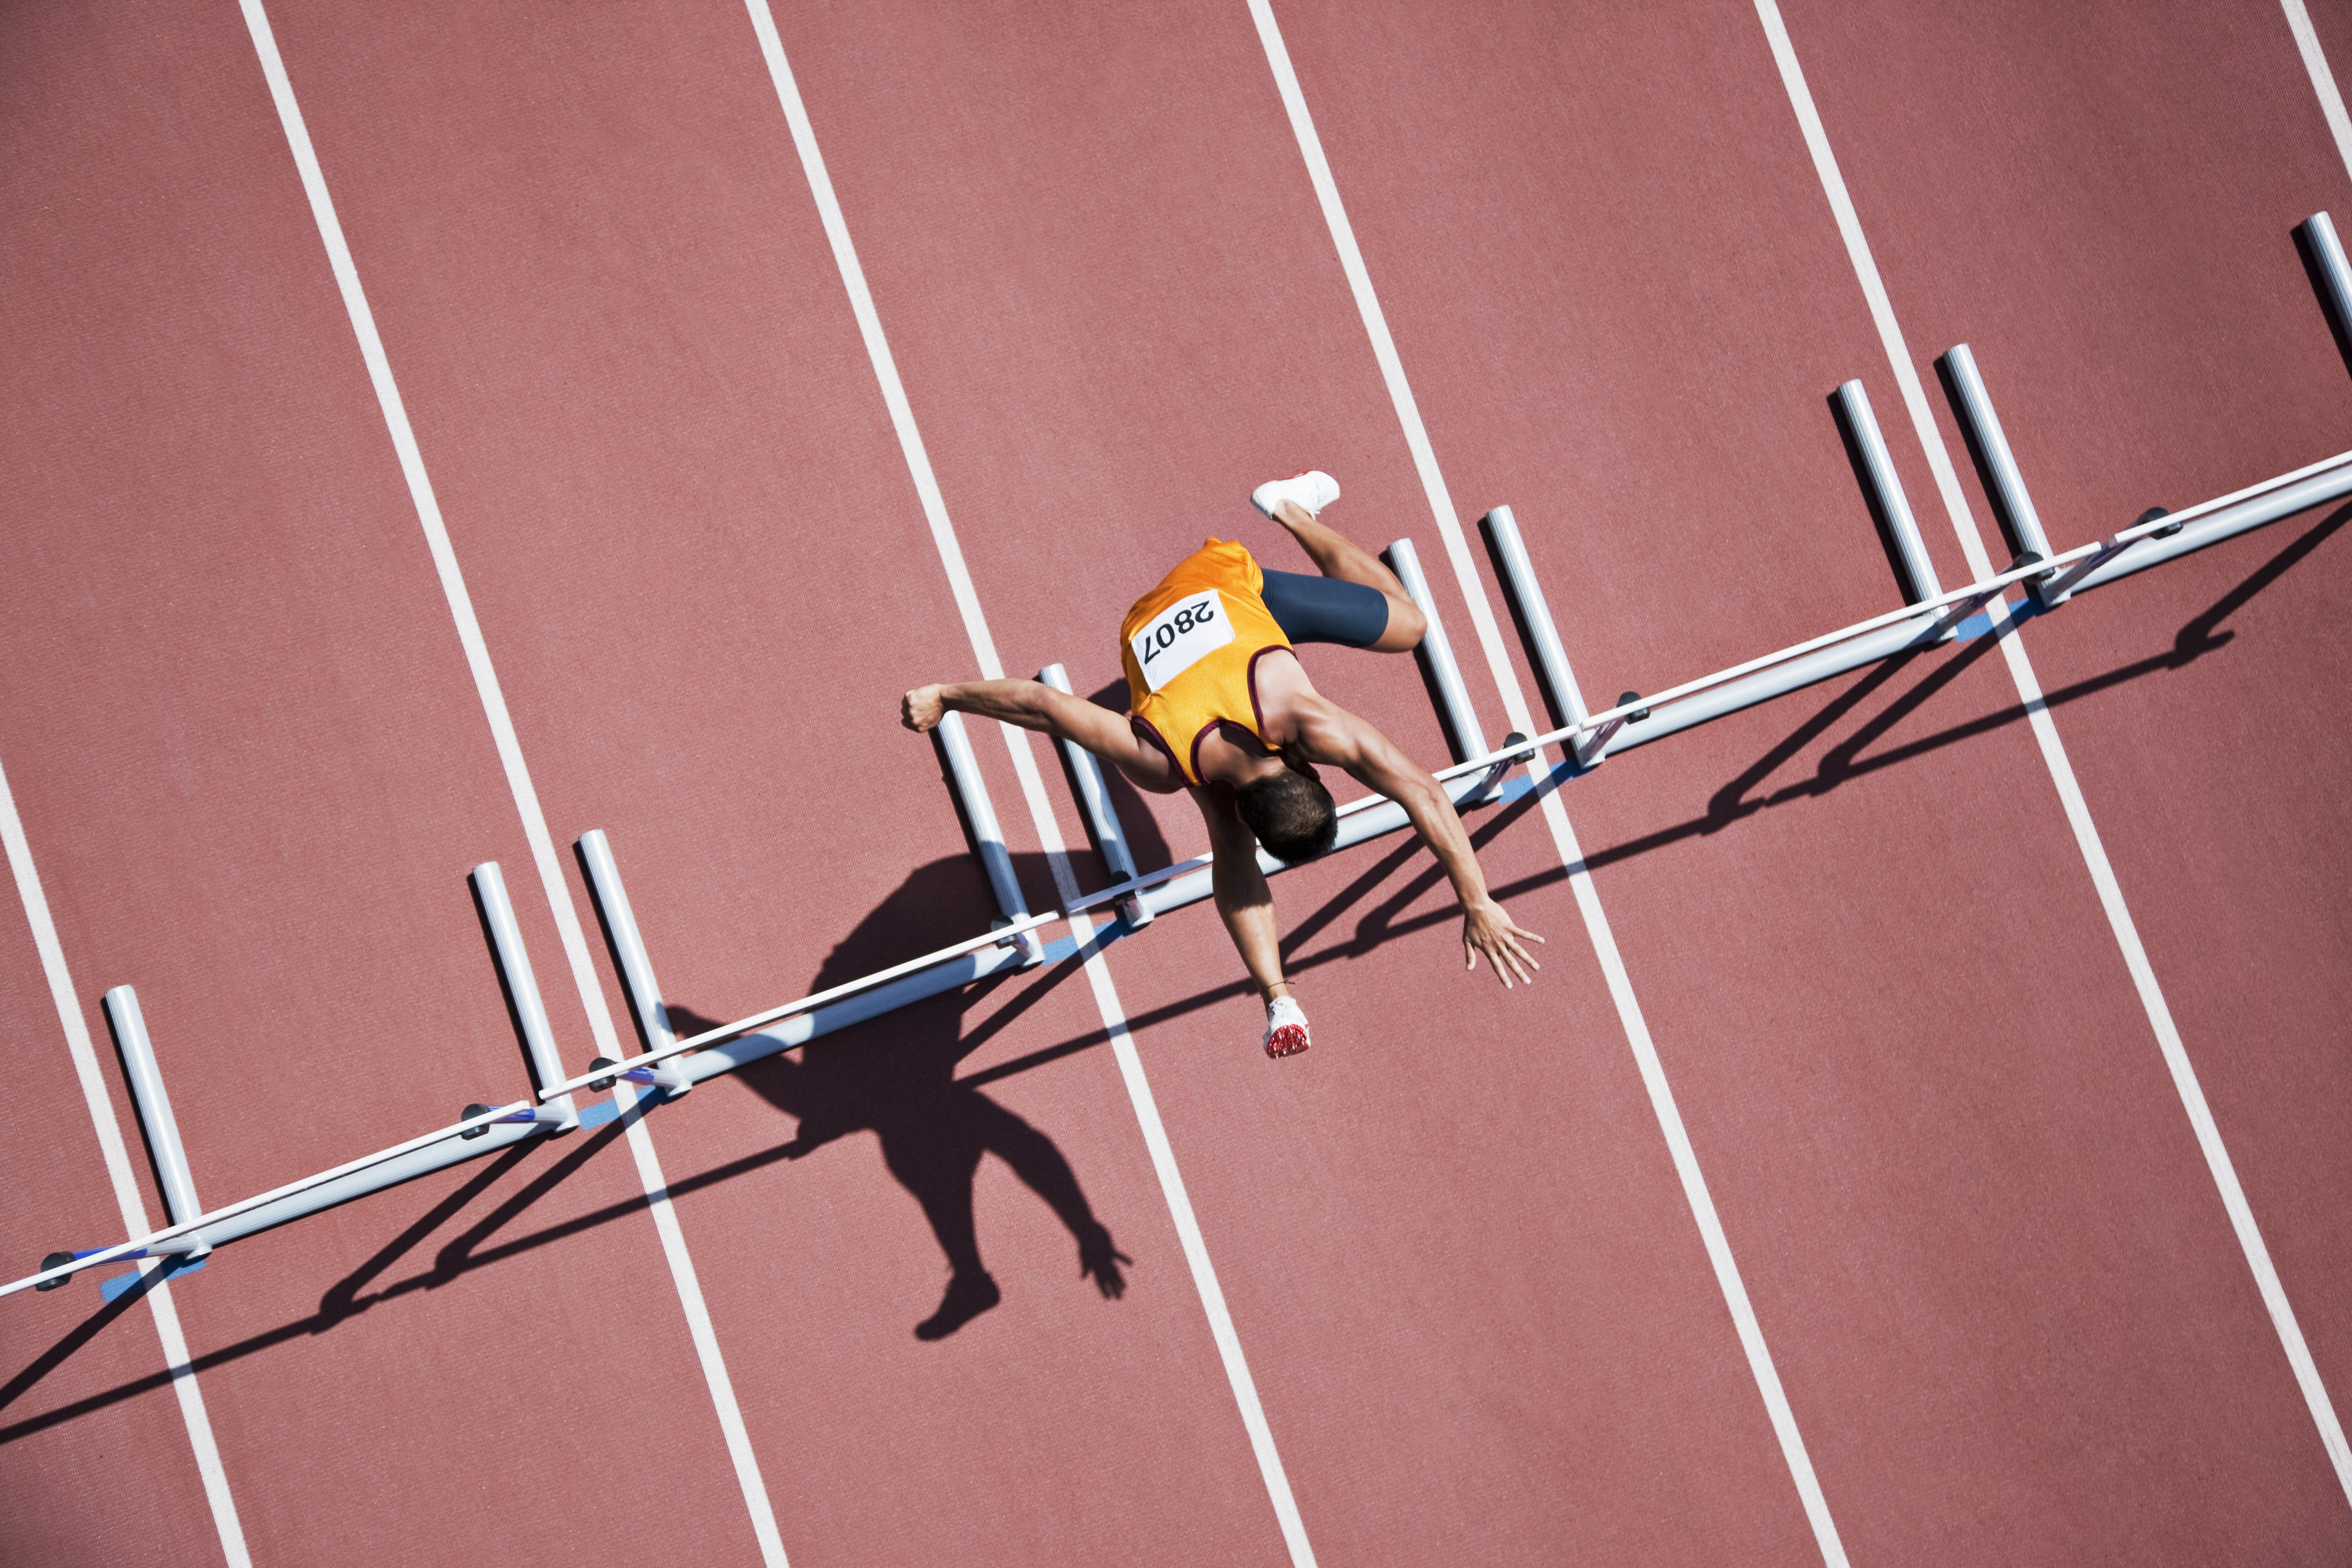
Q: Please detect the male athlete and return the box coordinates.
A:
[901,471,1540,1058]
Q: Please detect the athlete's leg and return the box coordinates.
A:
[1269,499,1425,652]
[879,1113,1002,1338]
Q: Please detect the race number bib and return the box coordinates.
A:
[1131,589,1233,691]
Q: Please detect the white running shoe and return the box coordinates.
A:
[1263,994,1311,1059]
[1251,470,1341,520]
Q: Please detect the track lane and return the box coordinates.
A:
[0,854,226,1567]
[1274,0,2352,1559]
[1774,0,2352,1552]
[250,1,1300,1560]
[763,1,1846,1559]
[8,1,2351,1562]
[0,7,763,1563]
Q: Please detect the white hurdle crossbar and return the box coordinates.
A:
[13,1099,547,1297]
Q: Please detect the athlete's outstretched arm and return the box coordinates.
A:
[1288,697,1542,986]
[902,679,1181,794]
[1196,788,1292,1003]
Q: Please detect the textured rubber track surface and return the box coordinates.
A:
[3,3,2349,1564]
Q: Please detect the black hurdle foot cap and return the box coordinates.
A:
[2139,505,2182,539]
[1618,692,1651,723]
[460,1103,492,1139]
[587,1057,619,1093]
[36,1251,74,1290]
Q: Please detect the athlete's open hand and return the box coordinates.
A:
[1078,1223,1131,1299]
[1462,898,1542,989]
[901,685,947,733]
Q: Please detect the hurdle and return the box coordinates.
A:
[1482,505,1600,766]
[2299,210,2352,372]
[17,867,585,1296]
[16,211,2352,1303]
[1383,537,1522,808]
[537,833,1054,1100]
[40,987,215,1293]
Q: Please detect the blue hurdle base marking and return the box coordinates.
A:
[101,1258,205,1303]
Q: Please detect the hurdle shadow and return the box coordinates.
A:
[0,1142,547,1442]
[0,853,1146,1439]
[1575,493,2352,870]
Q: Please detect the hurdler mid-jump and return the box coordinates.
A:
[901,471,1541,1059]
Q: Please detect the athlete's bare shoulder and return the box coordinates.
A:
[1247,646,1317,735]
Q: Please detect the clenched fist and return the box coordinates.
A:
[901,685,948,732]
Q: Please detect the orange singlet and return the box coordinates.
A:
[1120,539,1294,787]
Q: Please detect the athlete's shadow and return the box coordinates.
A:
[687,857,1130,1341]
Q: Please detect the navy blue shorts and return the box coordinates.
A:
[1259,570,1393,649]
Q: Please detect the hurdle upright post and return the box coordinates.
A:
[1480,505,1618,770]
[574,830,693,1098]
[2297,212,2352,377]
[934,711,1046,965]
[1939,343,2067,606]
[1382,537,1490,768]
[1832,379,1950,632]
[100,986,205,1236]
[469,862,579,1131]
[1037,663,1151,928]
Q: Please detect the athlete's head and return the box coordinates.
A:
[1237,765,1338,866]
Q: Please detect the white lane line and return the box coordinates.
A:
[1247,5,1850,1562]
[1,753,252,1567]
[237,5,791,1560]
[1755,0,2352,1508]
[740,6,1318,1562]
[734,3,1005,683]
[2283,0,2352,188]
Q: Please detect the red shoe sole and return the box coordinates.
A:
[1264,1025,1309,1059]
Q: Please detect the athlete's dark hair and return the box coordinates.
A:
[1237,767,1338,866]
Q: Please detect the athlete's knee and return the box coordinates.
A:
[1385,594,1427,651]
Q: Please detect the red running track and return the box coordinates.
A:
[2,3,2349,1564]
